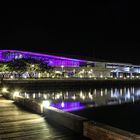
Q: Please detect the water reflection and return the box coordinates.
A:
[19,87,140,112]
[51,102,86,112]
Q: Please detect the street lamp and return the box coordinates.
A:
[61,65,64,71]
[61,65,64,77]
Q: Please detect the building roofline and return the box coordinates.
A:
[0,50,90,63]
[1,49,140,67]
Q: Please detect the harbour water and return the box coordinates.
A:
[11,86,140,134]
[18,86,139,110]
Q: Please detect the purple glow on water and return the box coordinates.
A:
[0,50,88,67]
[51,102,86,112]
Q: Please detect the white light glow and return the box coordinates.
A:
[89,94,93,99]
[42,100,51,108]
[13,90,20,97]
[2,87,8,93]
[38,92,41,97]
[23,75,27,79]
[101,90,103,96]
[65,75,69,78]
[72,95,76,100]
[56,94,60,99]
[44,94,47,99]
[38,73,41,78]
[105,89,108,95]
[61,102,65,108]
[10,75,14,79]
[125,92,130,99]
[100,75,103,78]
[82,95,85,100]
[26,94,29,99]
[80,91,83,97]
[33,93,35,99]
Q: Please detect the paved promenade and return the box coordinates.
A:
[0,95,88,140]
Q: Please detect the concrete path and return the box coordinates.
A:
[0,95,88,140]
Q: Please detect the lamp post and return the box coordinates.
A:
[61,65,64,78]
[61,65,64,71]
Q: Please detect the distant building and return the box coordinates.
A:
[0,50,140,78]
[0,50,89,67]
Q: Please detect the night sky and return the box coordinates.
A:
[0,2,139,64]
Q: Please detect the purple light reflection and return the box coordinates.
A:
[51,102,86,112]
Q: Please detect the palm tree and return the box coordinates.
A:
[6,58,52,79]
[0,62,10,79]
[25,58,52,78]
[7,59,27,78]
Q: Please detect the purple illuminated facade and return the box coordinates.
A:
[0,50,88,67]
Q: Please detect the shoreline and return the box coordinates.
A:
[1,79,140,87]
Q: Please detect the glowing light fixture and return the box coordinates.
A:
[65,75,69,78]
[42,100,51,108]
[2,87,8,93]
[13,90,20,97]
[61,102,65,108]
[10,75,14,79]
[100,75,103,78]
[61,65,64,68]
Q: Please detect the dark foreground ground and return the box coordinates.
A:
[0,95,89,140]
[71,100,140,135]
